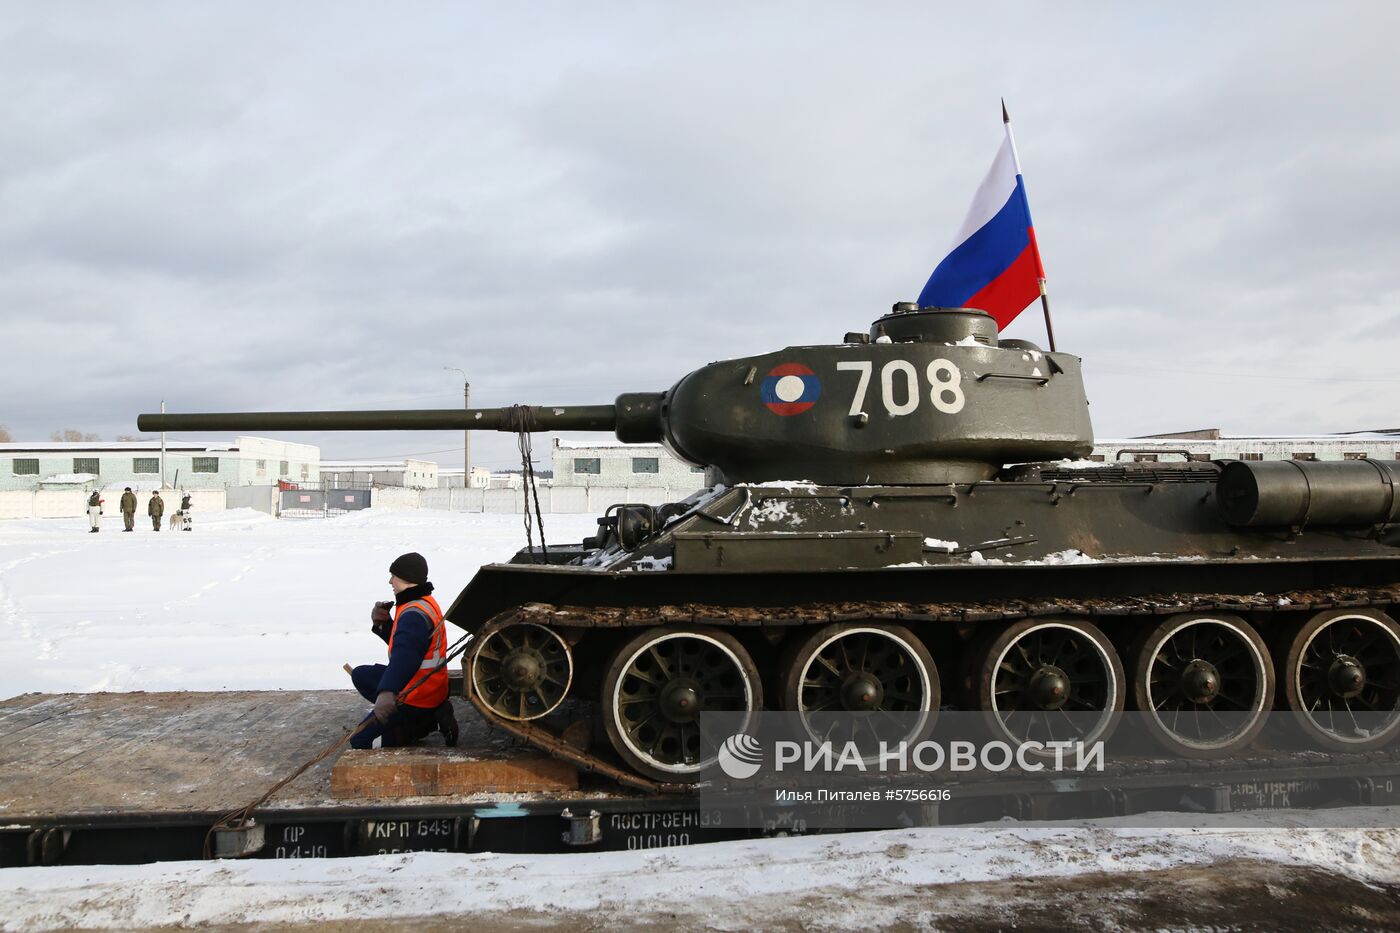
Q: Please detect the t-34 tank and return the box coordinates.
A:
[140,304,1400,786]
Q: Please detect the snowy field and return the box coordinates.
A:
[0,508,601,695]
[3,509,1400,930]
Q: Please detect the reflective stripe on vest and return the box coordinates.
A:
[387,594,449,708]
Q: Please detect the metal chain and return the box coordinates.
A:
[504,405,548,559]
[203,625,474,858]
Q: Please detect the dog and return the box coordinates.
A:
[169,510,190,532]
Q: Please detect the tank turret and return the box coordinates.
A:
[138,305,1093,485]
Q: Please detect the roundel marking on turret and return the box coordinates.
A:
[761,363,821,415]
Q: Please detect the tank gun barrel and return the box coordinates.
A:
[138,393,664,440]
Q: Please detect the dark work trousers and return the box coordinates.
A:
[122,512,135,531]
[350,663,435,749]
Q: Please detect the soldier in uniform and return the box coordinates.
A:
[120,487,137,532]
[85,490,104,533]
[148,490,164,531]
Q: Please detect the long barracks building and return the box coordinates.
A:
[551,438,708,489]
[0,437,320,493]
[1090,428,1400,464]
[550,428,1400,493]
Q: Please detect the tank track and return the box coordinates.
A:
[462,583,1400,794]
[501,584,1400,629]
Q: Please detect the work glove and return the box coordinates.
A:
[370,600,392,626]
[372,691,398,724]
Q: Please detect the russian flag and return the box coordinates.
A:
[917,115,1046,330]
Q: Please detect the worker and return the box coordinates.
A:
[179,491,193,531]
[120,487,137,532]
[85,490,104,533]
[148,490,164,531]
[350,552,458,749]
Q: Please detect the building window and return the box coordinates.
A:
[300,464,310,480]
[73,458,100,475]
[1239,453,1264,461]
[192,457,219,473]
[1292,452,1317,461]
[631,457,659,474]
[133,458,159,474]
[12,458,38,476]
[256,459,267,476]
[1343,452,1367,460]
[280,461,289,476]
[573,458,601,475]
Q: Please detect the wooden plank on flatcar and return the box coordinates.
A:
[0,691,345,818]
[0,690,599,821]
[330,748,578,798]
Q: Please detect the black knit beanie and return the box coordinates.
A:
[389,552,429,584]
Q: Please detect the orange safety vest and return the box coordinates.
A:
[387,595,449,709]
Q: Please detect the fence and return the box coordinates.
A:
[278,487,374,518]
[0,484,700,520]
[418,485,690,513]
[226,485,278,516]
[0,488,227,520]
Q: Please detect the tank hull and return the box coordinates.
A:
[454,466,1400,785]
[447,466,1400,632]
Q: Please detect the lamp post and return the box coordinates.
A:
[443,367,470,487]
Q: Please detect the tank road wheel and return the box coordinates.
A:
[1281,609,1400,751]
[1131,613,1273,758]
[602,626,762,783]
[781,624,939,752]
[974,618,1124,751]
[468,623,573,721]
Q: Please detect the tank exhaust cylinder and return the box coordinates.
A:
[1217,459,1400,527]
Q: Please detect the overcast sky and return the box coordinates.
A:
[1,3,1397,470]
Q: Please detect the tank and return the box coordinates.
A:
[139,304,1400,787]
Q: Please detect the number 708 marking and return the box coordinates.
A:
[835,360,966,417]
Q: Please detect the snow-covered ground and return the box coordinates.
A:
[4,811,1399,930]
[0,508,599,695]
[3,509,1399,930]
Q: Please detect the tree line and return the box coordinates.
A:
[0,426,142,443]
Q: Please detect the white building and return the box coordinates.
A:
[550,430,1400,491]
[437,467,494,489]
[0,437,320,492]
[320,458,438,489]
[1090,429,1400,464]
[484,472,524,490]
[551,439,706,490]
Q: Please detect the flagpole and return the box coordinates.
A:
[1038,283,1057,352]
[1002,99,1057,352]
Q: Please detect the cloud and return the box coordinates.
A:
[0,3,1397,470]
